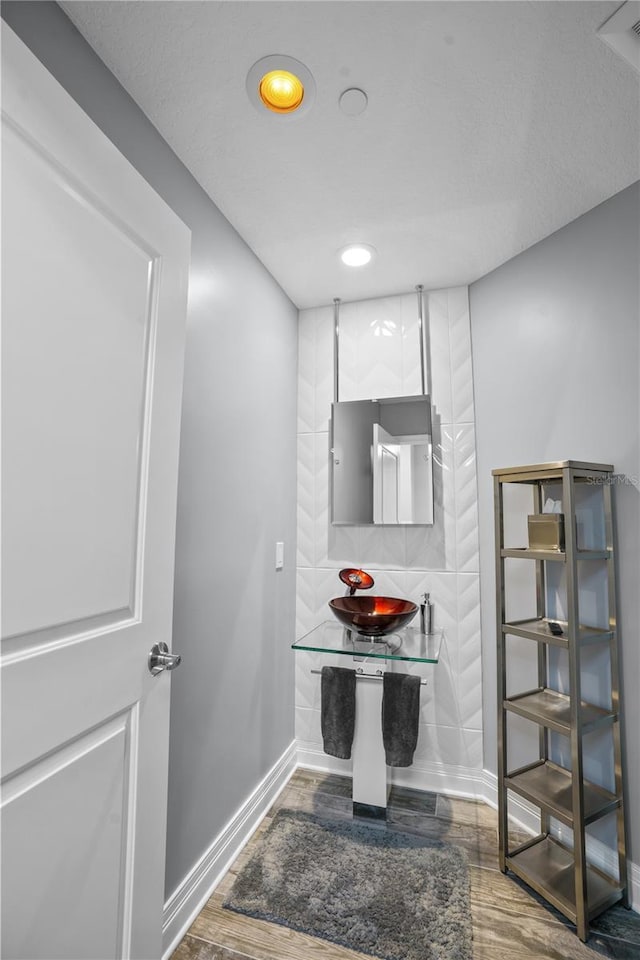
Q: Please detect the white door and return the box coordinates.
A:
[1,26,190,960]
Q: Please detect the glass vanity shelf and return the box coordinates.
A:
[292,621,442,664]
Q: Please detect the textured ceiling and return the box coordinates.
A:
[61,1,640,309]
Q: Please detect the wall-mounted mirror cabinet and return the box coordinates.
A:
[330,395,433,526]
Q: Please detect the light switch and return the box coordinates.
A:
[275,541,284,570]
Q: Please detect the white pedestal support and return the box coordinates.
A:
[351,676,389,818]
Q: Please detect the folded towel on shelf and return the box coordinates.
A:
[382,672,421,767]
[321,666,356,759]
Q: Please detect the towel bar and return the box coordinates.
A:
[311,667,428,685]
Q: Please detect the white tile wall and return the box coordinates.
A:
[295,287,483,783]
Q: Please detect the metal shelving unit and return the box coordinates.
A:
[493,460,627,941]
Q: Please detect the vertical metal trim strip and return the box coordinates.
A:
[333,297,340,405]
[533,481,550,838]
[564,466,588,940]
[602,478,628,906]
[495,474,508,872]
[416,284,427,396]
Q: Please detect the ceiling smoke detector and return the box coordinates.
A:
[597,1,640,74]
[339,88,368,117]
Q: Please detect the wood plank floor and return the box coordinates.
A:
[171,770,640,960]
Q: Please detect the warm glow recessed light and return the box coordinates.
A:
[259,70,304,113]
[247,56,316,119]
[340,244,376,267]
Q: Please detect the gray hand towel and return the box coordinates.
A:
[321,666,356,760]
[382,672,421,767]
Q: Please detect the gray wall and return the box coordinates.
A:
[2,1,298,899]
[470,182,640,861]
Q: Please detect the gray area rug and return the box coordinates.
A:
[223,809,472,960]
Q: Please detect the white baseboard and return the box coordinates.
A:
[295,739,353,778]
[481,768,540,832]
[161,739,297,959]
[625,860,640,912]
[390,758,488,800]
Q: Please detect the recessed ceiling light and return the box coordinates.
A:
[247,55,316,119]
[259,70,304,113]
[340,244,376,267]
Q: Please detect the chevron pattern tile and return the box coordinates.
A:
[315,567,346,625]
[420,656,462,728]
[406,571,460,728]
[297,308,316,435]
[335,300,359,402]
[454,424,480,573]
[296,567,316,639]
[327,523,361,569]
[295,650,322,710]
[457,574,483,730]
[449,287,475,425]
[295,705,321,743]
[295,649,347,711]
[295,286,482,774]
[426,289,453,422]
[314,306,334,433]
[356,297,405,400]
[313,432,330,566]
[352,567,406,599]
[359,525,406,570]
[399,292,423,395]
[403,570,458,640]
[297,433,315,568]
[413,725,484,769]
[405,421,456,570]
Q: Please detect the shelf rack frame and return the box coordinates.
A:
[493,460,627,941]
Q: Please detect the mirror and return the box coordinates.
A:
[330,395,433,525]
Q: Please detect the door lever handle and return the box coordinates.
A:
[148,641,182,677]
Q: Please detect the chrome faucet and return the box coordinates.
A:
[345,573,362,596]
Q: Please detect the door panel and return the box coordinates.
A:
[1,715,131,960]
[2,116,153,640]
[1,25,190,959]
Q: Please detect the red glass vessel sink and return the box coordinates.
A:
[329,596,418,637]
